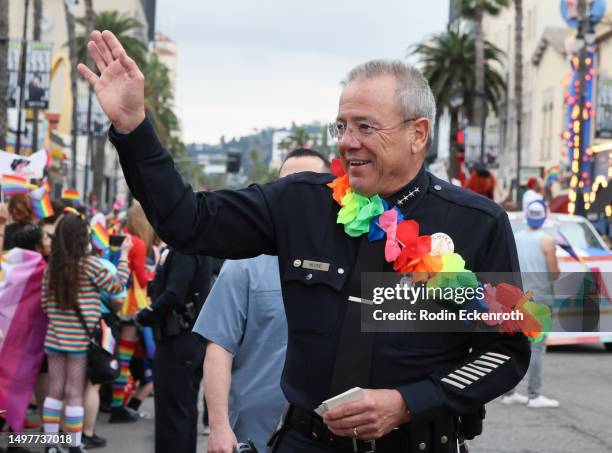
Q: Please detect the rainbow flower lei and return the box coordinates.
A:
[327,158,550,341]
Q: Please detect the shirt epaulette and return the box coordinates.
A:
[427,173,505,220]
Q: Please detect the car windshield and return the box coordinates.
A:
[557,222,604,250]
[510,219,605,251]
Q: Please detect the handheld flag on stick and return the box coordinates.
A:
[91,222,109,250]
[555,231,585,265]
[1,174,37,197]
[61,189,81,204]
[30,184,55,220]
[543,165,560,187]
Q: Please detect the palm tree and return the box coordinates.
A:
[0,0,9,150]
[64,0,79,187]
[459,0,509,151]
[142,53,177,147]
[33,0,42,36]
[31,0,43,156]
[82,0,101,205]
[411,30,506,178]
[76,11,147,68]
[141,54,207,187]
[514,0,523,202]
[279,127,311,151]
[76,8,147,205]
[247,148,275,184]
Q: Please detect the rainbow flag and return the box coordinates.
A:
[61,189,81,203]
[543,165,560,187]
[0,249,47,432]
[32,193,54,219]
[556,231,584,264]
[100,318,116,354]
[1,174,37,197]
[91,222,109,250]
[30,184,55,220]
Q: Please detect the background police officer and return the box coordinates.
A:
[136,246,211,453]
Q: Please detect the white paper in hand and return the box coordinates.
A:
[314,387,364,416]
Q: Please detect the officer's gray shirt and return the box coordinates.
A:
[193,254,287,451]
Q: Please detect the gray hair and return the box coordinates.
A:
[346,60,436,142]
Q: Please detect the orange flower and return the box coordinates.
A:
[392,220,432,273]
[412,254,443,282]
[328,175,350,205]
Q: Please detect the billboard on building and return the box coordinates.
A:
[593,149,610,180]
[596,77,612,139]
[7,40,21,108]
[464,125,500,167]
[77,94,108,137]
[24,41,53,109]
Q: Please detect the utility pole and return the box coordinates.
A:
[83,90,92,199]
[574,0,590,216]
[15,0,30,155]
[514,0,523,203]
[31,0,42,156]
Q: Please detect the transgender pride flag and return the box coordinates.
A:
[0,249,47,432]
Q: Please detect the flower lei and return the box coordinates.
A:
[327,158,550,341]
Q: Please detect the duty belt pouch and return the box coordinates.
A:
[406,421,431,453]
[431,416,456,453]
[164,312,182,337]
[406,417,456,453]
[266,404,292,452]
[456,407,485,440]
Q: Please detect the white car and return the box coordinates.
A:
[508,212,612,349]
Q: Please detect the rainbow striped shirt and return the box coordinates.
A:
[42,255,129,353]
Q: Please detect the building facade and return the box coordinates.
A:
[7,0,153,209]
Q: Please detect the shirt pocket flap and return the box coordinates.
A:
[282,260,349,292]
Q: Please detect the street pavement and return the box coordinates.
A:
[94,396,209,453]
[469,344,612,453]
[9,344,610,453]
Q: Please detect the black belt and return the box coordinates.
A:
[285,404,406,452]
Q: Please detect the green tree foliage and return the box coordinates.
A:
[143,53,177,147]
[458,0,509,129]
[411,30,506,176]
[247,148,277,184]
[278,127,311,151]
[142,55,206,188]
[75,11,147,68]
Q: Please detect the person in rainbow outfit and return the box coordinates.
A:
[80,30,543,453]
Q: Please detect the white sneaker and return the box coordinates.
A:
[526,395,560,408]
[500,392,528,405]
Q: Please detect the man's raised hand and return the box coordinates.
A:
[77,30,146,134]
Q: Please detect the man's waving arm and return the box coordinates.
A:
[79,30,277,258]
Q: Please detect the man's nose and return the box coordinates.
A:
[338,129,361,150]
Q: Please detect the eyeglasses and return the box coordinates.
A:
[328,118,418,141]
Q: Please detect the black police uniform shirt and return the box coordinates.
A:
[110,118,530,423]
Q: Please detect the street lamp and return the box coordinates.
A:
[570,0,594,216]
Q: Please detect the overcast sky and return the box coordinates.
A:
[155,0,450,144]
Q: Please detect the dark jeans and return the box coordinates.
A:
[153,330,204,453]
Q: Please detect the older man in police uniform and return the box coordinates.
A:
[79,30,530,453]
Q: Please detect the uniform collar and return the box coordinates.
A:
[385,166,429,215]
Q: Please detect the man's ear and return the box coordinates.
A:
[410,118,430,155]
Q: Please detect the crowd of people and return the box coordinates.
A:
[0,192,211,453]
